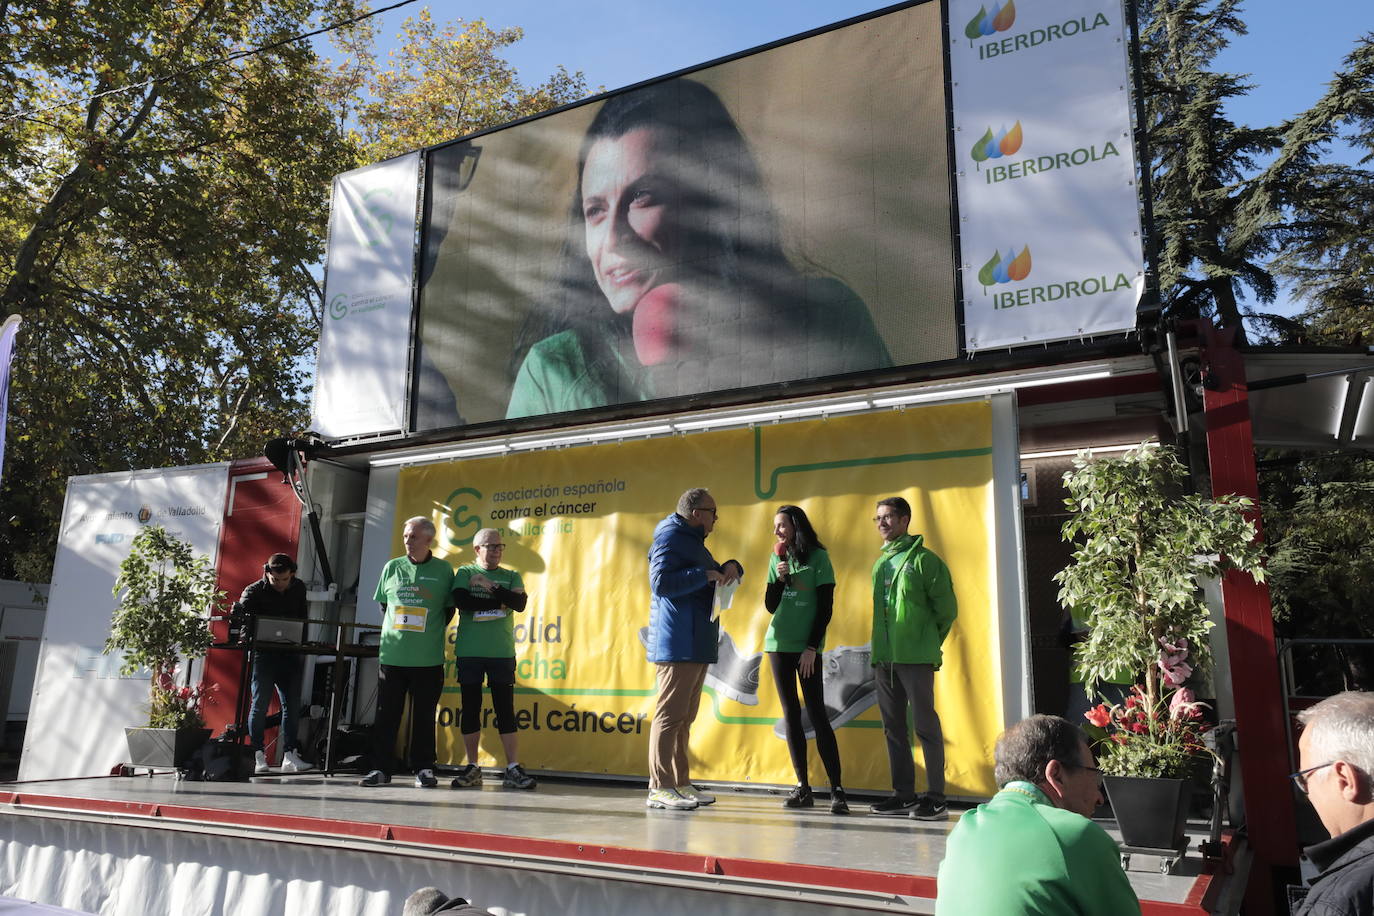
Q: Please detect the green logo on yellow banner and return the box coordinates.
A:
[445,487,483,546]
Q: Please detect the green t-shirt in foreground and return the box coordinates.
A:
[452,564,525,658]
[373,554,455,667]
[764,547,835,652]
[936,781,1140,916]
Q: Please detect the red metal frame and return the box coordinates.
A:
[1197,322,1299,913]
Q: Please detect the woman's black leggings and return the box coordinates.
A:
[459,682,516,734]
[769,651,842,788]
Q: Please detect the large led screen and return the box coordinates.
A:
[412,1,955,431]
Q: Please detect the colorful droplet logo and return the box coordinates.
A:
[971,121,1024,164]
[977,246,1033,289]
[964,0,1018,41]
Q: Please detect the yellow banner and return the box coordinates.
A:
[395,400,1001,795]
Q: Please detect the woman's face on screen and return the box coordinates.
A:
[581,127,682,315]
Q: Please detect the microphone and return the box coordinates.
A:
[774,541,790,587]
[632,283,682,366]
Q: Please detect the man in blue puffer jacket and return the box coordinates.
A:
[645,487,743,810]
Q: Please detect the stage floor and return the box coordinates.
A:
[1,770,1239,914]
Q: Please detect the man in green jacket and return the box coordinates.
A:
[870,496,958,820]
[935,714,1140,915]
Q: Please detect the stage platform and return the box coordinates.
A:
[0,771,1245,915]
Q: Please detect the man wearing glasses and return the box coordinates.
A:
[1291,691,1374,916]
[936,714,1139,914]
[869,496,958,820]
[644,487,742,810]
[449,527,535,791]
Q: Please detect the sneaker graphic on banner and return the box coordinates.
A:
[772,644,877,740]
[637,627,762,706]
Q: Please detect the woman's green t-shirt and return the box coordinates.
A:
[765,547,836,653]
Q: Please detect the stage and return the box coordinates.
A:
[0,771,1244,915]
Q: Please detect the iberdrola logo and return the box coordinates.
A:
[971,121,1023,166]
[977,246,1032,290]
[964,0,1017,41]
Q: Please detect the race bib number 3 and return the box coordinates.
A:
[392,605,428,632]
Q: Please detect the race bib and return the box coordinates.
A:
[392,605,428,632]
[473,608,507,621]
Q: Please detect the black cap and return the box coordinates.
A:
[265,553,296,572]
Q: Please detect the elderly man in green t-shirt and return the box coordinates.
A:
[936,715,1140,915]
[360,516,455,789]
[448,527,536,791]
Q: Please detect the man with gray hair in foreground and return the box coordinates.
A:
[1293,691,1374,916]
[935,714,1139,915]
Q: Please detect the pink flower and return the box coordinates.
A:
[1159,659,1193,687]
[1085,705,1112,728]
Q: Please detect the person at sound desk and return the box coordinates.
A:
[238,552,311,775]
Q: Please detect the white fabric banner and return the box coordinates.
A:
[0,813,886,916]
[949,0,1145,350]
[310,153,421,439]
[18,465,227,781]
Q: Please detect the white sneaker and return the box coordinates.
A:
[253,750,269,775]
[646,787,698,810]
[281,749,311,773]
[415,768,438,788]
[678,785,716,805]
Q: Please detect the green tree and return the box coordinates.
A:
[324,10,592,161]
[1263,36,1374,344]
[1262,453,1374,691]
[0,3,589,581]
[1055,445,1266,720]
[105,525,223,728]
[1137,0,1284,336]
[0,0,358,579]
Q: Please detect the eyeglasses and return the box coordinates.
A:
[873,515,900,524]
[1290,762,1336,794]
[1058,760,1102,775]
[476,543,505,550]
[694,507,718,519]
[267,566,291,573]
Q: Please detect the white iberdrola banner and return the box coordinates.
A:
[310,152,421,438]
[19,465,227,781]
[949,0,1145,350]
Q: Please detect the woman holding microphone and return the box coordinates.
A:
[764,505,846,814]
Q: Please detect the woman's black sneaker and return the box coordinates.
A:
[783,784,814,808]
[830,787,850,815]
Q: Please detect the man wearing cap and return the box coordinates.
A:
[238,553,311,774]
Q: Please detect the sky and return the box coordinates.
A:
[340,0,1371,135]
[326,0,1372,317]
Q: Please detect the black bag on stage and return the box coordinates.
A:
[179,734,253,782]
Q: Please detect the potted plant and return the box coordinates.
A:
[104,525,223,769]
[1054,443,1266,849]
